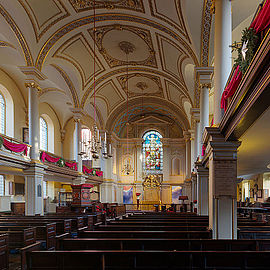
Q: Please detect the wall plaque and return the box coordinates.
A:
[213,160,237,198]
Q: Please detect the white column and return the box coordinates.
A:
[184,132,191,179]
[196,162,209,216]
[191,172,197,202]
[214,0,232,124]
[190,108,200,166]
[196,67,213,158]
[27,83,40,161]
[74,118,82,172]
[203,127,240,239]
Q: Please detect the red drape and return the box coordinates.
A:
[221,65,242,111]
[250,0,270,33]
[202,144,206,157]
[41,151,60,163]
[3,138,28,155]
[65,161,78,171]
[83,165,93,174]
[96,171,103,177]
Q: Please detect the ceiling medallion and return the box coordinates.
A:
[70,0,144,12]
[136,81,148,91]
[119,41,136,55]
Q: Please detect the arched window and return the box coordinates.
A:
[142,130,163,172]
[40,117,48,151]
[0,93,5,134]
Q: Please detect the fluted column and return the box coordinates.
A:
[213,0,232,124]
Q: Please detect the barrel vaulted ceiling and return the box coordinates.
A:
[0,0,260,137]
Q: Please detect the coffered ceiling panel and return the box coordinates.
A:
[96,80,124,113]
[158,36,187,84]
[18,0,69,41]
[69,0,144,13]
[53,33,104,89]
[117,73,163,98]
[166,80,186,110]
[149,0,190,42]
[89,25,157,68]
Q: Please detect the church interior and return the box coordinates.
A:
[0,0,269,269]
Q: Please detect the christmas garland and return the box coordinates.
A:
[232,28,259,73]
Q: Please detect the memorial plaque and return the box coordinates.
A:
[214,160,237,197]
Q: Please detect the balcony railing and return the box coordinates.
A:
[221,0,270,112]
[0,133,31,159]
[40,151,78,171]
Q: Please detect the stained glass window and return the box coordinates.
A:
[40,117,48,151]
[0,93,5,134]
[142,130,163,172]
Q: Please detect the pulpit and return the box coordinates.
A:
[71,184,94,207]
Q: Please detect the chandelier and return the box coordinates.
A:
[79,0,112,161]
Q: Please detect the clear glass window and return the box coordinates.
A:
[40,117,48,151]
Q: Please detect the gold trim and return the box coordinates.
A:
[52,32,105,90]
[50,64,80,108]
[0,3,33,66]
[18,0,70,42]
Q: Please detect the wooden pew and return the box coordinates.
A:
[0,222,56,250]
[0,227,40,270]
[59,238,270,251]
[108,221,209,226]
[0,234,8,270]
[79,230,212,239]
[96,224,208,231]
[27,250,270,269]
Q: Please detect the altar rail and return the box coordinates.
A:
[124,203,192,212]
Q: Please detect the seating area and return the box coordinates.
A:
[25,212,270,269]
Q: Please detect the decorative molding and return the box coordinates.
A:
[81,67,193,108]
[0,3,33,66]
[117,73,163,98]
[20,66,47,80]
[200,0,213,66]
[18,0,70,42]
[69,0,144,13]
[50,64,80,108]
[0,40,16,49]
[149,0,191,43]
[52,32,105,90]
[35,13,198,70]
[88,24,157,68]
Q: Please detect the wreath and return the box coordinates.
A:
[232,28,259,73]
[57,158,65,167]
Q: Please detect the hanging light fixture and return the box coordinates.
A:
[120,41,135,175]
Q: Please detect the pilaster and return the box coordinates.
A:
[203,126,241,239]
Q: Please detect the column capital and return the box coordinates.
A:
[196,66,214,87]
[183,131,191,142]
[195,161,209,176]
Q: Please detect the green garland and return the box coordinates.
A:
[233,28,259,73]
[57,158,65,167]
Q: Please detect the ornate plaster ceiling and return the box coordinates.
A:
[0,0,259,138]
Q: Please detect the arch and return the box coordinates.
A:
[40,116,48,151]
[142,130,163,173]
[40,114,55,152]
[0,84,14,137]
[172,157,181,175]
